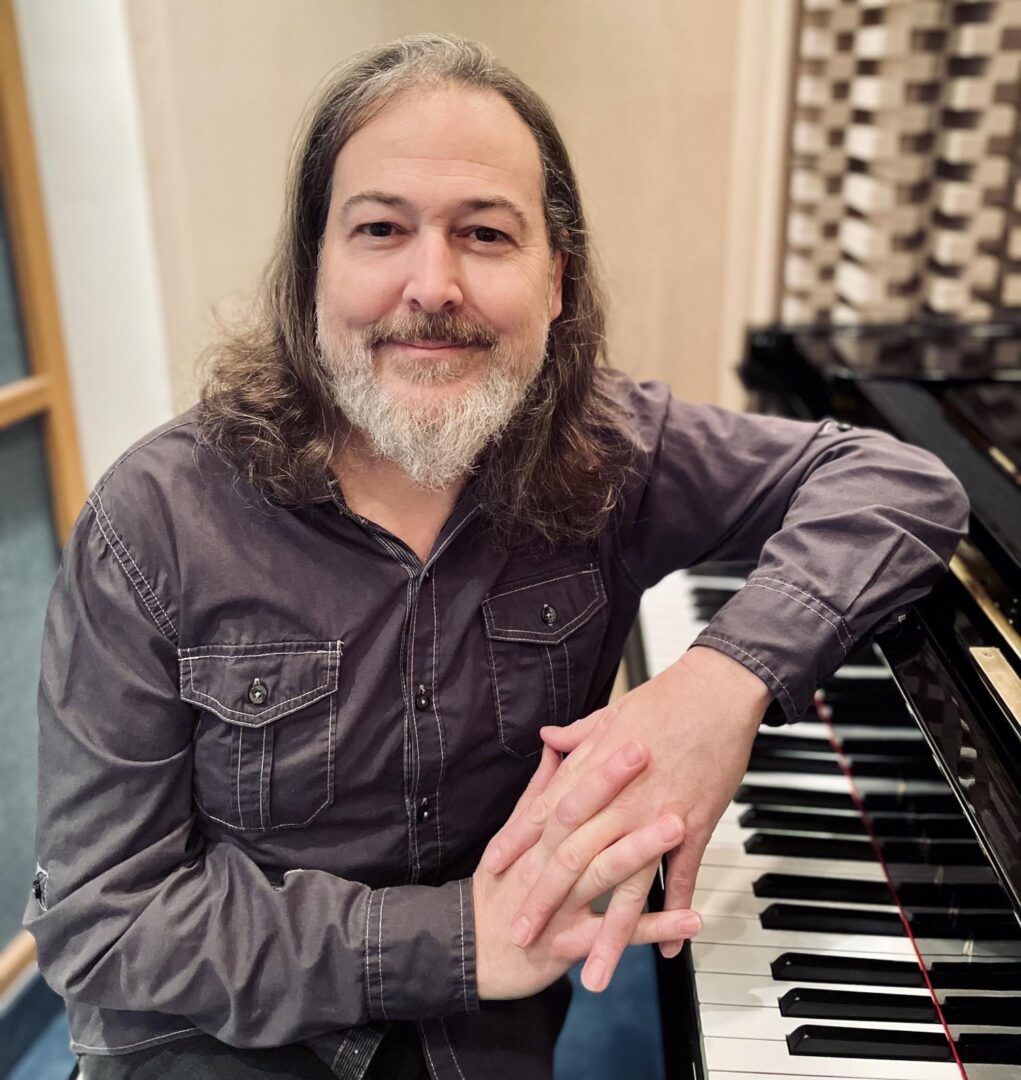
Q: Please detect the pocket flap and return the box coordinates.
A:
[482,564,606,646]
[179,641,341,728]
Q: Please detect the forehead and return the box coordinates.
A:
[331,85,545,215]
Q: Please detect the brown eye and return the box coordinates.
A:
[474,227,503,244]
[365,222,394,237]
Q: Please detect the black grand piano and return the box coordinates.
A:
[632,323,1021,1079]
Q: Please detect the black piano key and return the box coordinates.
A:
[861,792,961,814]
[956,1033,1021,1065]
[739,807,866,835]
[910,911,1021,941]
[895,880,1013,909]
[841,738,933,759]
[733,784,855,810]
[779,987,938,1023]
[760,902,905,936]
[745,832,986,864]
[771,952,925,987]
[754,872,894,905]
[818,679,905,709]
[753,872,1013,911]
[747,751,842,775]
[786,1024,953,1062]
[864,814,975,840]
[942,995,1021,1026]
[930,961,1021,990]
[754,732,834,754]
[844,757,944,781]
[746,834,875,861]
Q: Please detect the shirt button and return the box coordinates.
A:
[417,797,429,822]
[836,421,853,432]
[248,678,268,705]
[540,604,557,626]
[415,685,431,710]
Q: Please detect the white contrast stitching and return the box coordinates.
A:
[179,648,336,660]
[544,645,557,722]
[457,878,468,1011]
[89,498,176,642]
[440,1018,467,1080]
[486,566,598,601]
[71,1028,199,1052]
[431,570,446,865]
[258,727,268,830]
[377,887,388,1019]
[363,891,373,1017]
[235,725,244,828]
[91,493,176,636]
[482,569,607,643]
[696,632,796,715]
[755,575,849,629]
[562,641,572,723]
[746,580,851,650]
[419,1024,440,1078]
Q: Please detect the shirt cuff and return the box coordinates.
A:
[691,573,851,722]
[365,877,479,1021]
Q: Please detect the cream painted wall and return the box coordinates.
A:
[125,0,792,413]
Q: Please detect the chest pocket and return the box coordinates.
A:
[179,641,341,831]
[482,564,608,759]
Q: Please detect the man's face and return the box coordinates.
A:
[316,84,565,487]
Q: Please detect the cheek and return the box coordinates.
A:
[318,253,402,326]
[466,265,553,335]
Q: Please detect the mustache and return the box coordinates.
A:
[364,312,499,351]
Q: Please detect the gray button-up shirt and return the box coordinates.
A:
[25,375,969,1078]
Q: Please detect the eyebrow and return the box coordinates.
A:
[340,190,530,235]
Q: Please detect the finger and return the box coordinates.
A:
[573,814,685,906]
[579,859,658,992]
[658,838,707,959]
[539,703,617,752]
[482,745,560,873]
[508,743,651,944]
[555,901,702,969]
[551,713,613,777]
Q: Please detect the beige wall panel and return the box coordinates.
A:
[127,0,760,412]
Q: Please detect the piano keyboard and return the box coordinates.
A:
[637,568,1021,1080]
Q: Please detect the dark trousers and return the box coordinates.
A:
[77,1026,430,1079]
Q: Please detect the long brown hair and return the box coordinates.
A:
[199,33,635,545]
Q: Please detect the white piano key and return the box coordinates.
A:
[691,942,924,978]
[692,888,900,920]
[694,915,1021,959]
[701,1002,944,1039]
[703,1036,964,1079]
[707,1074,935,1080]
[696,864,889,894]
[695,971,932,1008]
[699,842,997,883]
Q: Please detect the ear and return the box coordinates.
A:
[549,251,568,322]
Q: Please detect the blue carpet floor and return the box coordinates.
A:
[8,949,664,1079]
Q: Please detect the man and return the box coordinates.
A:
[27,32,968,1080]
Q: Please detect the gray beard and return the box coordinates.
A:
[316,322,546,490]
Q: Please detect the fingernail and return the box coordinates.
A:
[622,742,643,767]
[511,915,531,947]
[675,912,702,937]
[584,959,607,992]
[658,815,682,843]
[660,941,682,959]
[485,845,502,871]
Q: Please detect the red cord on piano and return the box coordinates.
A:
[815,692,970,1080]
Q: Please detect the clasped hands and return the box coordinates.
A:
[471,645,770,1000]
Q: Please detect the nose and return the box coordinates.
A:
[401,229,463,313]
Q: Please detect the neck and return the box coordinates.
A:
[331,434,467,563]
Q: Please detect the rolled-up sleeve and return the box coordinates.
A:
[614,379,970,719]
[25,498,477,1047]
